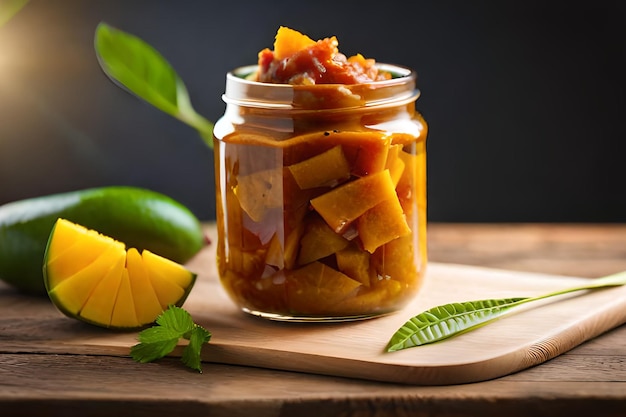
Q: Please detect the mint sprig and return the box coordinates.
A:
[387,270,626,352]
[131,305,211,372]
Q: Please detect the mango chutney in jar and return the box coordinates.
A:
[213,27,428,320]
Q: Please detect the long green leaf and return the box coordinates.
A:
[94,22,214,147]
[387,270,626,352]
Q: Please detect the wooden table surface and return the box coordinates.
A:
[2,223,626,417]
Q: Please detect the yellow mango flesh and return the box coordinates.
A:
[344,134,391,176]
[310,169,398,233]
[357,197,411,253]
[234,167,283,222]
[397,148,424,215]
[336,243,371,286]
[111,271,140,328]
[288,145,350,189]
[297,215,349,265]
[265,233,284,268]
[79,258,124,326]
[45,222,122,288]
[223,245,266,279]
[142,249,195,289]
[125,247,168,325]
[44,219,196,329]
[370,234,420,289]
[285,261,361,314]
[49,245,125,315]
[273,26,316,60]
[283,221,304,270]
[385,144,405,187]
[146,259,187,309]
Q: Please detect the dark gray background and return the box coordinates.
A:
[1,0,624,222]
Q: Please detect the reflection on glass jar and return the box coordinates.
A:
[213,64,428,321]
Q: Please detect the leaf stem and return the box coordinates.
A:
[521,270,626,304]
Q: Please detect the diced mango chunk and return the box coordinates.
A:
[283,222,304,269]
[285,261,362,314]
[273,26,316,61]
[297,216,349,265]
[385,144,405,187]
[339,133,391,176]
[396,149,420,214]
[221,183,243,243]
[234,167,283,222]
[310,169,397,233]
[288,145,350,189]
[370,234,419,285]
[357,197,411,253]
[336,243,371,286]
[265,233,284,268]
[224,245,265,277]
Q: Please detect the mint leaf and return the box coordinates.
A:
[387,270,626,352]
[155,305,194,334]
[130,305,211,372]
[182,326,212,372]
[131,334,179,364]
[94,22,214,146]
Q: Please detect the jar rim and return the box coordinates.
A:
[223,63,420,111]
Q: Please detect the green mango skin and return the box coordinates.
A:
[0,186,206,294]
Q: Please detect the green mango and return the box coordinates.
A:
[0,186,206,294]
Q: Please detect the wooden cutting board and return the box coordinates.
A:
[2,244,626,386]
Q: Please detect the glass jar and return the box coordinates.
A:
[213,64,428,321]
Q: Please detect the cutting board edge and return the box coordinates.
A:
[194,280,626,385]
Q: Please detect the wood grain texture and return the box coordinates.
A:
[2,249,626,385]
[1,223,625,417]
[428,223,626,278]
[1,351,624,417]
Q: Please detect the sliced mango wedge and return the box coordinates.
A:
[43,218,196,329]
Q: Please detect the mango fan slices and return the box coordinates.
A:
[43,218,196,329]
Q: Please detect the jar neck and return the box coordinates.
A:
[222,64,420,112]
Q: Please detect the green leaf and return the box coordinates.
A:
[130,305,211,372]
[387,297,528,352]
[0,0,29,28]
[182,326,212,373]
[94,22,214,147]
[136,324,183,344]
[156,305,194,334]
[387,270,626,352]
[130,337,179,363]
